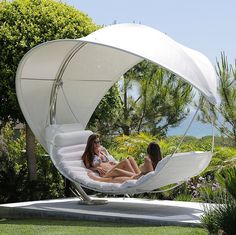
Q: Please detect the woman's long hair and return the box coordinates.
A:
[82,133,100,168]
[147,142,162,169]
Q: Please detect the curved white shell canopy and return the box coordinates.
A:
[16,23,217,148]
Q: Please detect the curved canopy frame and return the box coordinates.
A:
[16,23,217,150]
[16,23,217,204]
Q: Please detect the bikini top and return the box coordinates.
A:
[92,152,109,167]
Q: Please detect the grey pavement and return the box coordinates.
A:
[0,197,214,226]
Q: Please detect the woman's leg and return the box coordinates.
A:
[88,172,113,182]
[103,168,135,178]
[128,157,141,174]
[114,159,136,173]
[88,172,133,184]
[88,172,132,183]
[112,176,133,183]
[102,159,136,178]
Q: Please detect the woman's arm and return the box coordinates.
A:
[89,165,107,176]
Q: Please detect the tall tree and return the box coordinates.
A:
[0,0,98,180]
[198,53,236,144]
[115,61,193,136]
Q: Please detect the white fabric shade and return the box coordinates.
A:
[16,23,217,151]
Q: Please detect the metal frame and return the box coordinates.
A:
[73,183,108,205]
[48,42,107,204]
[49,42,86,124]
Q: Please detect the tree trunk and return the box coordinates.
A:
[64,178,71,197]
[26,123,37,181]
[122,125,130,136]
[233,124,236,146]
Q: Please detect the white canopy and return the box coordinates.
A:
[16,23,217,149]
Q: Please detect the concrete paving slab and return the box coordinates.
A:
[0,197,213,226]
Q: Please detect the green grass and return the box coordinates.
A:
[0,219,207,235]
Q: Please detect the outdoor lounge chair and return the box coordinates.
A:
[15,23,217,204]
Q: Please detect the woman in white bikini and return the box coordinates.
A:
[82,134,141,178]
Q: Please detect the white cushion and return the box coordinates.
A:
[57,144,87,154]
[60,160,85,168]
[54,130,93,147]
[58,151,85,161]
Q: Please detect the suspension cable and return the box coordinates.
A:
[211,115,215,153]
[61,84,81,124]
[170,104,201,158]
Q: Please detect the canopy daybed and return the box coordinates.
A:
[15,23,217,204]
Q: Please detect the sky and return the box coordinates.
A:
[63,0,236,137]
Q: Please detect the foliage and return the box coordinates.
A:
[107,132,236,172]
[197,52,236,145]
[201,199,236,235]
[1,122,26,167]
[216,53,236,143]
[87,84,123,136]
[0,0,98,124]
[0,123,64,203]
[0,152,28,203]
[215,167,236,200]
[161,135,236,177]
[205,147,236,175]
[107,132,157,164]
[174,194,193,202]
[201,167,236,235]
[114,60,193,136]
[201,202,236,235]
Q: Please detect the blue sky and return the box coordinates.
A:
[64,0,236,137]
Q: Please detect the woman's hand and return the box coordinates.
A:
[96,166,106,176]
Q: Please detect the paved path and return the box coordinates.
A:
[0,197,212,226]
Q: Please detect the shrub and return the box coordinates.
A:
[201,200,236,235]
[201,167,236,234]
[0,123,64,203]
[175,194,193,202]
[107,132,156,163]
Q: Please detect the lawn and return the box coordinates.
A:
[0,219,207,235]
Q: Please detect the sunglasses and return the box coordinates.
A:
[94,140,101,144]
